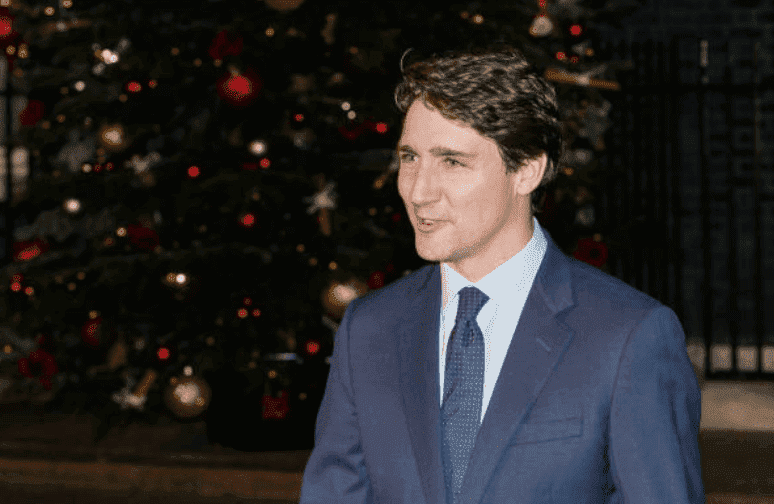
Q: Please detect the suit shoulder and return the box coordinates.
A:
[564,254,664,313]
[348,264,435,317]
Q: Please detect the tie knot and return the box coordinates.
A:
[455,286,489,326]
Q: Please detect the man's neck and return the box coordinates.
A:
[441,216,536,305]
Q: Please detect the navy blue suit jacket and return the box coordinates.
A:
[300,230,704,503]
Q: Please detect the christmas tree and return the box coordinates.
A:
[0,0,639,450]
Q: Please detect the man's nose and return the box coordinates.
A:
[409,162,439,205]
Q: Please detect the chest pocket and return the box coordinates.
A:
[510,415,583,445]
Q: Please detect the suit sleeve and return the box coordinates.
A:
[299,300,372,504]
[609,305,705,503]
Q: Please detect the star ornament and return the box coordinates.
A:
[304,181,338,215]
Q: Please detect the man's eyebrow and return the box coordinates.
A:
[396,145,476,158]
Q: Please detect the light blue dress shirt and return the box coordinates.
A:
[439,216,548,424]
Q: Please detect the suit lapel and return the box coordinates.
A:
[456,231,577,504]
[400,263,446,504]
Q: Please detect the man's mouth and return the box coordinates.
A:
[417,218,446,232]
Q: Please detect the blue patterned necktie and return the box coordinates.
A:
[441,286,489,502]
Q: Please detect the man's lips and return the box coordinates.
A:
[416,217,447,233]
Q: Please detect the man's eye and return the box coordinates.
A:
[399,153,416,162]
[445,158,463,167]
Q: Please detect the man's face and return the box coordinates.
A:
[397,101,529,279]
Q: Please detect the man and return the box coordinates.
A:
[300,46,703,504]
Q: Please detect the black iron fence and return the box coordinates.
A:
[595,33,774,380]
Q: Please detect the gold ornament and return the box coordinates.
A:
[98,123,128,152]
[321,277,368,319]
[163,375,212,419]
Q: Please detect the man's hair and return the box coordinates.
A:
[394,46,565,215]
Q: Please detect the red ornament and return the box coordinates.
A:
[240,213,256,228]
[19,100,45,126]
[0,9,20,70]
[573,237,608,268]
[17,349,58,390]
[216,68,261,108]
[81,317,103,347]
[208,30,244,60]
[338,123,365,140]
[0,16,11,38]
[127,224,160,252]
[13,239,49,262]
[262,391,290,420]
[570,24,583,36]
[306,340,320,356]
[367,271,385,290]
[339,119,376,141]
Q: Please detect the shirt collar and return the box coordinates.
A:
[442,216,548,309]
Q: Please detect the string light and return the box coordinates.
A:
[101,49,119,64]
[237,308,248,319]
[188,165,200,178]
[64,198,81,213]
[249,140,266,156]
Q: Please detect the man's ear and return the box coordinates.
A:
[512,152,548,197]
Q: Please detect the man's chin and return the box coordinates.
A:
[415,246,456,264]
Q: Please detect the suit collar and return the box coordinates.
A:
[399,228,576,504]
[441,215,548,313]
